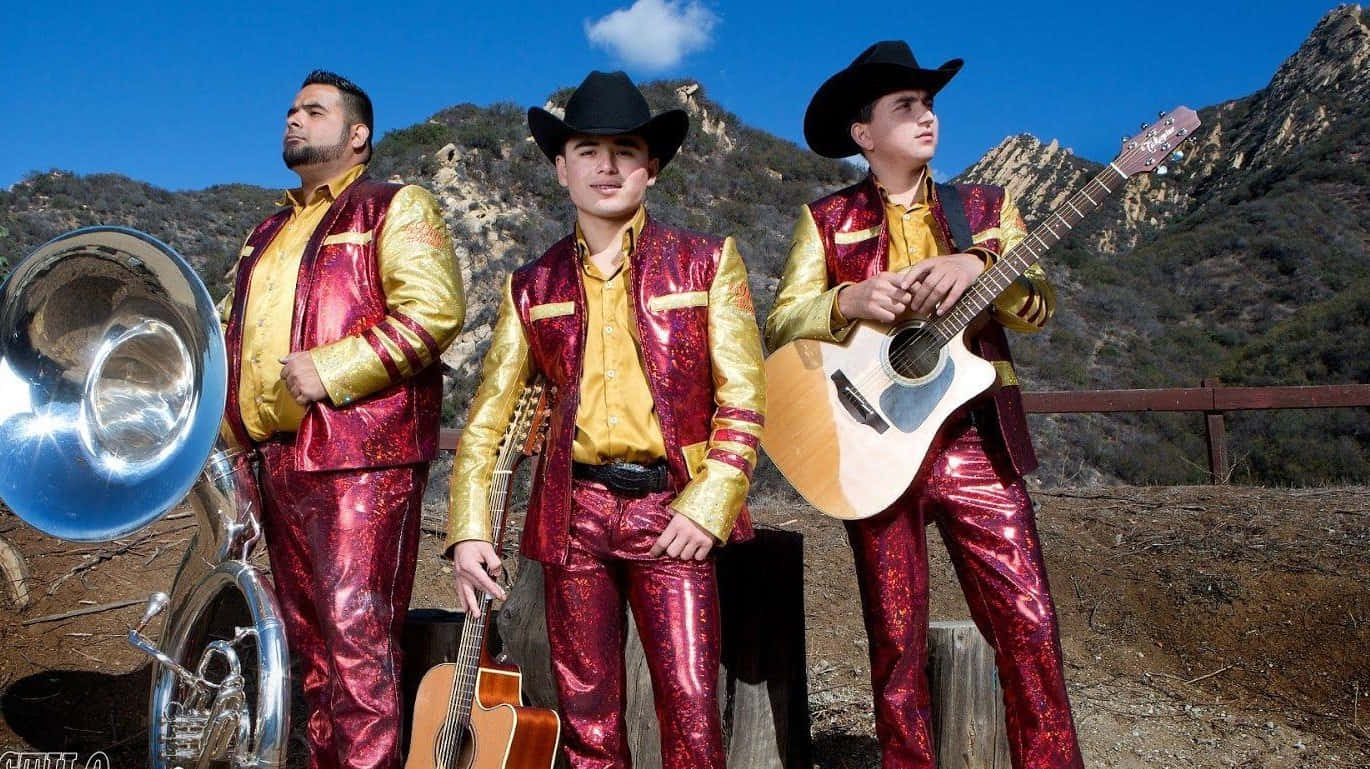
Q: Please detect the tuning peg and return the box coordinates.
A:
[1158,110,1167,118]
[1121,135,1131,143]
[1156,166,1168,176]
[1139,122,1150,130]
[1170,150,1185,162]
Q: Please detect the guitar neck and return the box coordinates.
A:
[440,466,516,746]
[928,163,1130,342]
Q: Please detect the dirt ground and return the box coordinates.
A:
[1,481,1367,768]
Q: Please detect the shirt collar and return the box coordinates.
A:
[279,163,367,210]
[574,206,647,265]
[873,170,935,210]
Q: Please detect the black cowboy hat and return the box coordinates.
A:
[528,70,690,168]
[803,41,963,159]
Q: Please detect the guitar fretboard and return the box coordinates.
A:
[927,164,1130,343]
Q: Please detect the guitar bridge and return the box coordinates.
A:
[830,371,889,434]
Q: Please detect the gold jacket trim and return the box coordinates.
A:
[529,301,575,321]
[321,230,374,247]
[834,225,882,244]
[647,291,709,312]
[993,360,1019,387]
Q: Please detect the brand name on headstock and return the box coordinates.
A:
[1141,125,1179,156]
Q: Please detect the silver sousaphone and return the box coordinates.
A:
[0,227,289,769]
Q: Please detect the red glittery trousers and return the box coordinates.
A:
[845,422,1084,769]
[258,441,429,769]
[541,480,726,769]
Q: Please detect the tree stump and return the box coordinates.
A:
[496,528,809,769]
[927,620,1011,769]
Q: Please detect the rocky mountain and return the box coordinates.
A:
[1,5,1366,486]
[957,4,1370,483]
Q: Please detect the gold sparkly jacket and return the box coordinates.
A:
[447,216,766,564]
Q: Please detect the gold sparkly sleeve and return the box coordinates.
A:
[445,276,531,554]
[669,237,766,541]
[216,244,245,448]
[312,185,467,405]
[976,192,1056,334]
[764,205,851,351]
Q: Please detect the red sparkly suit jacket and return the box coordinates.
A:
[506,217,763,564]
[224,178,444,471]
[808,176,1040,476]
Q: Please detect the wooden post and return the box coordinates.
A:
[0,534,31,609]
[496,528,810,769]
[1202,378,1229,484]
[927,620,1010,769]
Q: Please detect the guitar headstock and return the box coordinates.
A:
[521,381,554,456]
[1113,106,1200,177]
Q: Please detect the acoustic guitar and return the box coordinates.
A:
[407,380,560,769]
[763,107,1201,520]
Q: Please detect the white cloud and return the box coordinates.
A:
[585,0,718,72]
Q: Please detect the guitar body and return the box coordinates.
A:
[407,661,560,769]
[763,321,995,520]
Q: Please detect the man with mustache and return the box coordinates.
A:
[219,70,464,769]
[766,43,1084,769]
[446,71,765,769]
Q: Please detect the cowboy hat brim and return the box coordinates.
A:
[803,58,963,158]
[528,107,690,168]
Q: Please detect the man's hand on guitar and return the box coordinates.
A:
[650,512,716,561]
[902,253,984,317]
[452,540,506,617]
[836,271,917,323]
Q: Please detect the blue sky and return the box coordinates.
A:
[1,1,1345,192]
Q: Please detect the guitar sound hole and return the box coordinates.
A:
[887,326,943,380]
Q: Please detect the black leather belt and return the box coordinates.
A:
[572,460,669,497]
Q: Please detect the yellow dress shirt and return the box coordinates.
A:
[765,175,1055,357]
[446,212,766,552]
[572,206,667,465]
[219,164,465,441]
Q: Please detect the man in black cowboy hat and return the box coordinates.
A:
[446,70,766,769]
[766,42,1084,769]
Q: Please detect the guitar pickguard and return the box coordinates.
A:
[878,356,957,431]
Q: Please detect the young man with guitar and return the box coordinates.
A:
[446,71,766,769]
[765,42,1085,769]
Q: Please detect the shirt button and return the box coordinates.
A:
[606,369,616,379]
[255,396,264,403]
[608,416,619,426]
[903,212,912,220]
[256,319,265,327]
[605,325,614,334]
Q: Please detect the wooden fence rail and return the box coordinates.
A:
[438,382,1370,483]
[1021,380,1370,482]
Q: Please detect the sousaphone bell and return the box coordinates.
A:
[0,226,289,769]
